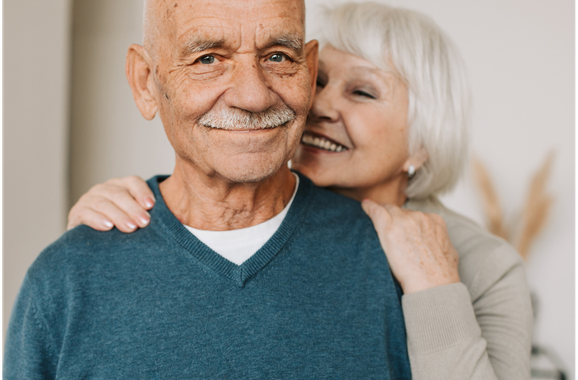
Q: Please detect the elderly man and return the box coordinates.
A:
[5,0,410,378]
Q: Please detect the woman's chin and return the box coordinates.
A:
[292,147,358,188]
[291,162,336,188]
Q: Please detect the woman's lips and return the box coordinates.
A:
[300,131,348,153]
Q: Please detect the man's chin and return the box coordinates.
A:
[213,157,288,184]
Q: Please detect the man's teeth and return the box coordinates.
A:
[301,134,346,152]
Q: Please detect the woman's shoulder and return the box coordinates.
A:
[406,197,525,299]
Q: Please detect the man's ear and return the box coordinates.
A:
[304,40,319,109]
[402,147,429,173]
[125,44,159,120]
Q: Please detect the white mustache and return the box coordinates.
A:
[199,105,296,130]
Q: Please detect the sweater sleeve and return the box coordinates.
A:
[4,275,59,380]
[401,243,532,380]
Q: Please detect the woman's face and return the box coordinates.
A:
[292,45,413,201]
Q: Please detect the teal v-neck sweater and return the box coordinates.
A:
[5,173,411,379]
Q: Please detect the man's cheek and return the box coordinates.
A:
[164,69,214,102]
[276,74,312,113]
[291,70,314,108]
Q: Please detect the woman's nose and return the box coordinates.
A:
[310,86,339,122]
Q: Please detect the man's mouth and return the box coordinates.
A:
[204,124,279,131]
[301,132,348,153]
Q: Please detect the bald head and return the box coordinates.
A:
[142,0,171,60]
[143,0,306,61]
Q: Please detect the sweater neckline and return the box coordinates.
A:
[147,172,312,288]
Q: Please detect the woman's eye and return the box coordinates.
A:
[268,53,286,62]
[353,90,375,99]
[199,55,215,64]
[316,79,326,88]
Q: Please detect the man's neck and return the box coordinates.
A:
[159,162,296,231]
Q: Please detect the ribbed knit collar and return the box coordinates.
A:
[147,172,312,288]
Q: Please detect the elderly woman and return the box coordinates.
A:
[68,2,532,379]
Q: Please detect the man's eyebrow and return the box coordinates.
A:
[182,37,226,55]
[262,34,304,51]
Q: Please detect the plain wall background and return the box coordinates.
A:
[4,0,574,376]
[3,0,72,346]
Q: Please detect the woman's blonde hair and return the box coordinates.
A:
[318,2,472,199]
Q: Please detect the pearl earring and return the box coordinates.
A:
[408,165,416,179]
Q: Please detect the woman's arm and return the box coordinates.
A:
[401,245,531,380]
[68,176,155,233]
[362,200,531,380]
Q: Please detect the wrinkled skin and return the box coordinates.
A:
[68,5,459,294]
[125,0,318,230]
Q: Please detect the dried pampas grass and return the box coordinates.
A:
[472,153,554,261]
[472,157,510,241]
[516,153,555,260]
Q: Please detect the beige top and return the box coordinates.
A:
[403,197,533,380]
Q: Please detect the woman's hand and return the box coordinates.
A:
[67,176,155,233]
[362,199,460,294]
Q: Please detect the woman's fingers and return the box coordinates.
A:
[361,199,393,232]
[102,186,151,228]
[88,196,141,233]
[67,208,114,231]
[112,176,155,210]
[68,177,154,233]
[80,178,152,228]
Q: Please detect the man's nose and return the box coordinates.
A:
[223,59,276,113]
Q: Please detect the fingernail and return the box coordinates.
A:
[126,221,137,230]
[144,197,155,208]
[103,220,114,229]
[139,213,150,226]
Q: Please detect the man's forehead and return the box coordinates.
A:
[158,0,305,38]
[176,23,303,53]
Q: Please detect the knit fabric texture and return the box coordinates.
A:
[5,173,411,379]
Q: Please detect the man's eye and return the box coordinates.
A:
[199,55,215,64]
[268,54,286,62]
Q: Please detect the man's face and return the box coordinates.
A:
[146,0,316,183]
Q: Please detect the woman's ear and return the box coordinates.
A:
[403,147,428,173]
[125,44,159,120]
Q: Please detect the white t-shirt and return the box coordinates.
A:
[184,174,299,265]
